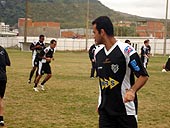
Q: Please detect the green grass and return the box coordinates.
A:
[4,49,170,128]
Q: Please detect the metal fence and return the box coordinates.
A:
[0,36,170,55]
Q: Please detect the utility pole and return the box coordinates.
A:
[24,0,28,44]
[85,0,89,51]
[163,0,169,56]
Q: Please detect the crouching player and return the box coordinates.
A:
[162,56,170,72]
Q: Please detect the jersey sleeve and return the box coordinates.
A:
[128,53,148,78]
[88,45,95,60]
[30,42,35,50]
[123,44,148,78]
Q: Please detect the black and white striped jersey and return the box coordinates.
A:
[95,41,148,116]
[30,41,45,59]
[39,46,54,63]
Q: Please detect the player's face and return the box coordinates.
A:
[92,24,103,45]
[40,37,44,42]
[51,42,57,49]
[146,42,149,46]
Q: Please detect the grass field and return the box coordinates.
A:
[3,49,170,128]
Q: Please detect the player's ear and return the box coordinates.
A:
[100,29,105,36]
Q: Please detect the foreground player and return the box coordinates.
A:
[92,16,148,128]
[0,46,11,126]
[33,39,57,92]
[28,35,45,84]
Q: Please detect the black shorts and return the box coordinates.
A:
[38,62,51,75]
[0,80,7,98]
[99,110,137,128]
[34,57,39,67]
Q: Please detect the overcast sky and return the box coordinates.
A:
[98,0,170,19]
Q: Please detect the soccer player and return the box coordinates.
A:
[33,39,57,92]
[28,35,45,84]
[140,39,151,68]
[92,16,148,128]
[0,46,11,126]
[89,43,98,78]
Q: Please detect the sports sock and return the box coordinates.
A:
[34,83,38,88]
[0,116,3,121]
[41,80,46,85]
[29,69,35,80]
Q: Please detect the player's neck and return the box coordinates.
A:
[104,36,116,51]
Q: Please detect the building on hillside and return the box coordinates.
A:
[136,20,164,39]
[0,22,10,32]
[60,28,93,38]
[115,21,132,27]
[0,22,17,37]
[18,18,60,37]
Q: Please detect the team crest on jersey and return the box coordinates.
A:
[45,49,49,53]
[124,46,133,54]
[111,64,119,73]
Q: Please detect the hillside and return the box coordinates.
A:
[0,0,160,28]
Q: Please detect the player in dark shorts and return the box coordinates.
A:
[33,39,57,92]
[0,46,11,126]
[28,35,45,84]
[140,40,151,68]
[92,16,149,128]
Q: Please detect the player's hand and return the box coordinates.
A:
[36,45,41,48]
[96,106,99,114]
[92,59,95,62]
[46,57,51,62]
[124,89,135,103]
[144,54,149,58]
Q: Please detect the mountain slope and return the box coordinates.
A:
[0,0,160,28]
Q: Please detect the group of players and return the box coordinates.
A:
[0,16,170,127]
[89,38,151,79]
[28,35,57,92]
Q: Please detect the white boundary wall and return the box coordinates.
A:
[0,36,170,55]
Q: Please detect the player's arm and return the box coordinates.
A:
[89,45,95,61]
[4,49,11,66]
[38,49,46,59]
[124,53,149,103]
[51,51,54,61]
[30,44,41,50]
[30,42,42,50]
[30,43,36,50]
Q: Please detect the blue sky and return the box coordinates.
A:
[98,0,169,19]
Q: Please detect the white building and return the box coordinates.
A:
[0,22,10,32]
[0,22,17,37]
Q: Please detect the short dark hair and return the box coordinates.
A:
[125,40,130,43]
[50,39,57,44]
[92,16,114,36]
[39,35,45,39]
[144,39,149,44]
